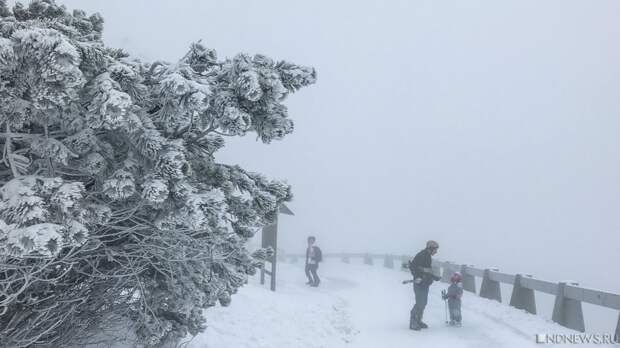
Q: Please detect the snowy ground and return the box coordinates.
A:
[182,260,616,348]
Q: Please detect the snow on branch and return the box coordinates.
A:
[0,1,314,347]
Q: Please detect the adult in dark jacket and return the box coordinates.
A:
[305,236,322,287]
[408,240,440,330]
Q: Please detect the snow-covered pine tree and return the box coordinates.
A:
[0,1,315,347]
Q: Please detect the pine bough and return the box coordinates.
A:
[0,1,316,346]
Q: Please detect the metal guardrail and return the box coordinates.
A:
[282,252,620,338]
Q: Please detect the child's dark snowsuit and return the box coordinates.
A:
[446,283,463,324]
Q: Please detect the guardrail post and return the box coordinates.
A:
[342,255,350,264]
[441,262,453,283]
[383,254,394,269]
[460,265,476,293]
[400,256,409,270]
[480,268,501,302]
[509,274,536,314]
[290,255,298,264]
[615,312,619,343]
[432,262,441,280]
[363,253,373,265]
[552,282,585,332]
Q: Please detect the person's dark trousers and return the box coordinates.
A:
[305,264,320,286]
[410,283,429,329]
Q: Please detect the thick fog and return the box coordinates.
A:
[53,0,619,293]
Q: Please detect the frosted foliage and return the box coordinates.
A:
[221,106,252,135]
[236,70,262,101]
[2,222,63,256]
[182,188,228,230]
[0,1,314,347]
[81,152,107,174]
[0,176,86,256]
[9,27,84,111]
[62,129,95,155]
[51,182,84,213]
[30,137,77,165]
[141,176,169,204]
[0,177,48,225]
[86,73,134,130]
[65,219,88,244]
[0,37,13,64]
[103,169,136,200]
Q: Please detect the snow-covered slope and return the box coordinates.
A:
[183,261,615,348]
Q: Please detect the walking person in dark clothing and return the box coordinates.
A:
[305,236,322,287]
[408,240,441,330]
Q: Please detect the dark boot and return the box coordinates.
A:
[409,312,421,330]
[409,318,421,330]
[418,308,428,328]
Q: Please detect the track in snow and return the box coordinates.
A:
[186,261,615,348]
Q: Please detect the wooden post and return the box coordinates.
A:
[270,239,277,291]
[509,274,536,314]
[552,282,585,332]
[260,265,265,285]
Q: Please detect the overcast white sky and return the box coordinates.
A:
[42,1,620,297]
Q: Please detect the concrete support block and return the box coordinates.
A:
[432,263,441,280]
[342,255,350,264]
[383,254,394,269]
[441,262,454,283]
[509,274,537,314]
[480,269,502,302]
[460,264,476,293]
[552,282,585,332]
[401,257,410,271]
[277,252,286,262]
[614,312,619,343]
[363,253,373,265]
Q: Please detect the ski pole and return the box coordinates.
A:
[444,298,448,324]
